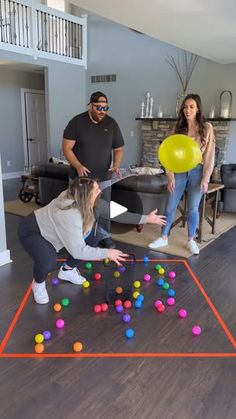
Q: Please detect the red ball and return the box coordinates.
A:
[156,303,165,313]
[123,300,132,309]
[93,304,102,313]
[114,299,123,306]
[94,273,102,280]
[101,303,109,312]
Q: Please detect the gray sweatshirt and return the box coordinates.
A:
[35,191,108,261]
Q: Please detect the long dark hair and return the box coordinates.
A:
[174,93,206,149]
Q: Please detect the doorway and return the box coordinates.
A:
[21,89,48,170]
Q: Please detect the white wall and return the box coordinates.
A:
[0,155,11,266]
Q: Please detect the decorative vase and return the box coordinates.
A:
[219,90,232,118]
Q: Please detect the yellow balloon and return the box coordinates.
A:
[158,134,202,173]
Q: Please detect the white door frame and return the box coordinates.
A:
[20,88,47,169]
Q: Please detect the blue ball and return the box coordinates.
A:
[156,278,164,286]
[168,289,176,297]
[137,294,144,302]
[134,300,142,309]
[125,328,135,339]
[143,256,149,263]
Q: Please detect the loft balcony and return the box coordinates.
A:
[0,0,87,66]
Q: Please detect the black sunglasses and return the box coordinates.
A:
[93,104,109,111]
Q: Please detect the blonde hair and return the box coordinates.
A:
[64,177,96,234]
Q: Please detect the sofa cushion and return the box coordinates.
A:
[113,174,167,194]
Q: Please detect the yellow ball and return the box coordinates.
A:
[114,271,120,278]
[34,333,44,344]
[158,268,165,275]
[133,280,141,288]
[82,280,90,288]
[133,291,140,299]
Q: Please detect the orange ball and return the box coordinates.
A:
[53,303,62,312]
[73,341,83,352]
[115,286,123,294]
[34,343,44,353]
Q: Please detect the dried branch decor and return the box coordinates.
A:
[166,51,199,93]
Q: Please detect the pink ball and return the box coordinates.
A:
[168,271,176,279]
[178,309,187,318]
[154,299,162,308]
[56,319,65,329]
[167,297,175,306]
[123,300,132,309]
[156,303,165,313]
[114,299,123,306]
[192,325,202,336]
[93,304,102,313]
[144,274,151,282]
[94,273,101,280]
[101,303,109,312]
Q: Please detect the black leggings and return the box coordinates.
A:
[18,213,58,283]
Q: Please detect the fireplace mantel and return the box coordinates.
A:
[136,117,236,121]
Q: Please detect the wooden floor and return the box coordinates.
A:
[1,179,236,419]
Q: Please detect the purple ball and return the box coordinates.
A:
[122,314,131,323]
[43,330,51,340]
[118,266,126,273]
[115,305,124,313]
[51,278,59,286]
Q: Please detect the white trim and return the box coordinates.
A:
[2,171,23,180]
[0,250,12,267]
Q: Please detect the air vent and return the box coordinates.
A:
[91,74,117,83]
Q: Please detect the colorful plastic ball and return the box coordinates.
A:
[118,265,126,273]
[155,264,162,271]
[144,273,151,282]
[53,303,62,312]
[192,325,202,336]
[82,280,90,288]
[115,286,123,294]
[94,273,101,280]
[178,309,187,318]
[114,271,120,278]
[101,303,109,312]
[156,278,164,287]
[123,300,132,309]
[158,268,165,275]
[168,289,176,297]
[114,299,123,306]
[122,314,131,323]
[73,341,83,352]
[143,256,149,263]
[167,297,175,306]
[125,328,135,339]
[56,319,65,329]
[34,333,44,344]
[134,300,142,309]
[61,297,70,307]
[115,305,124,313]
[34,343,45,353]
[132,291,140,299]
[103,258,110,266]
[154,299,162,308]
[51,278,59,286]
[162,282,170,290]
[137,294,144,302]
[133,280,141,288]
[93,304,102,313]
[156,303,165,313]
[43,330,51,341]
[168,271,176,279]
[85,262,92,269]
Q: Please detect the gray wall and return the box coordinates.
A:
[86,15,236,167]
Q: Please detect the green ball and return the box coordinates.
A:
[155,264,162,271]
[162,282,170,290]
[85,262,92,269]
[61,297,70,307]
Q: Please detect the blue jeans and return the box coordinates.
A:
[162,164,203,238]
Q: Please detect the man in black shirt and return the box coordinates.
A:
[62,91,125,248]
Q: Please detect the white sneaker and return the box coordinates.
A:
[148,237,168,249]
[58,266,86,285]
[32,280,49,304]
[188,239,200,255]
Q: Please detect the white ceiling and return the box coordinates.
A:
[73,0,236,64]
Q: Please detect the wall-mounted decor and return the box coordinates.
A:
[219,90,232,118]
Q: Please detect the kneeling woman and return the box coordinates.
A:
[18,177,128,304]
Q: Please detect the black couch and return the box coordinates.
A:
[220,164,236,212]
[32,164,168,224]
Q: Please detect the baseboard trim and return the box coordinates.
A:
[2,171,23,180]
[0,249,12,266]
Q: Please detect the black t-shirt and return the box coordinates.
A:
[63,112,124,181]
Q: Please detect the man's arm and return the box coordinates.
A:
[62,138,91,177]
[110,147,124,173]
